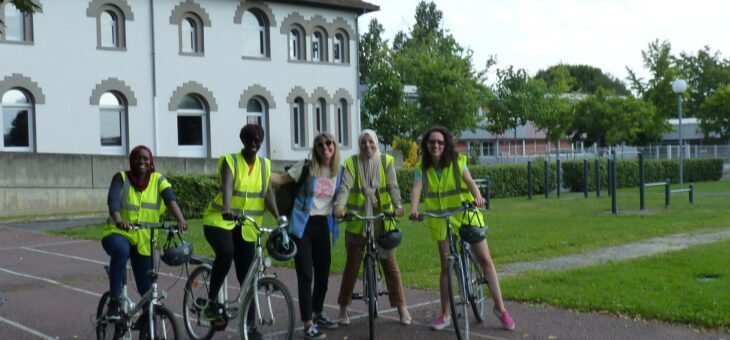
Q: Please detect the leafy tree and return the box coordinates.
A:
[698,84,730,141]
[359,18,386,84]
[627,40,683,121]
[531,65,575,145]
[486,66,545,154]
[677,46,730,119]
[535,64,630,95]
[0,0,40,32]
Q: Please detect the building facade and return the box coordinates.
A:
[0,0,377,161]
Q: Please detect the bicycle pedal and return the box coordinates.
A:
[352,293,363,300]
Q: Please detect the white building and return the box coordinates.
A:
[0,0,378,161]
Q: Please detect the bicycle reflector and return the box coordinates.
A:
[266,228,297,261]
[161,233,193,266]
[376,229,402,250]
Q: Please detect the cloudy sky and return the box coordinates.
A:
[358,0,729,86]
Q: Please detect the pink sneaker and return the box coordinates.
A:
[493,308,515,330]
[430,314,451,331]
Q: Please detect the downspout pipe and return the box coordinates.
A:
[149,0,158,154]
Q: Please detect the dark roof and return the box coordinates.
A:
[266,0,379,14]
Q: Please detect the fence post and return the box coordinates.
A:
[595,158,601,197]
[665,178,670,208]
[557,159,561,198]
[611,150,617,214]
[527,161,532,200]
[545,159,550,198]
[639,151,645,210]
[689,183,694,206]
[583,159,588,198]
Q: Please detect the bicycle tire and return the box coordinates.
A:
[364,255,377,340]
[183,265,216,340]
[95,291,124,340]
[239,277,295,340]
[447,256,469,340]
[465,247,487,322]
[138,305,182,340]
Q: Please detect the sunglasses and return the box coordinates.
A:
[316,140,335,148]
[428,139,445,146]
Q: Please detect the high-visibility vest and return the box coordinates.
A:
[420,154,484,241]
[203,153,270,242]
[342,154,397,235]
[103,172,170,256]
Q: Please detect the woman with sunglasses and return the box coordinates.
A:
[333,129,412,326]
[271,133,342,339]
[409,126,514,331]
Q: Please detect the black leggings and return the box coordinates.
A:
[204,225,255,300]
[293,216,332,321]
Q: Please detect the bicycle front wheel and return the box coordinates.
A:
[466,248,487,322]
[447,256,469,340]
[95,291,124,340]
[364,255,377,340]
[183,266,216,340]
[239,277,295,340]
[138,305,182,340]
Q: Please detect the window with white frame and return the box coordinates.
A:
[1,89,33,151]
[180,14,204,55]
[336,99,349,146]
[292,97,306,147]
[480,142,495,156]
[315,98,327,133]
[96,5,127,49]
[99,92,127,154]
[177,94,208,157]
[241,10,268,57]
[333,32,348,63]
[1,2,33,43]
[312,29,328,62]
[289,26,304,60]
[246,97,270,156]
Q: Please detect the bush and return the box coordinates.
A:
[561,158,723,192]
[166,173,218,219]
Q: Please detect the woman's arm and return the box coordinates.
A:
[220,162,235,220]
[333,167,353,217]
[264,180,280,220]
[270,171,294,186]
[463,168,485,207]
[384,159,404,216]
[166,199,188,232]
[107,173,130,230]
[409,180,422,219]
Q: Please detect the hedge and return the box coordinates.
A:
[561,158,723,192]
[166,157,723,217]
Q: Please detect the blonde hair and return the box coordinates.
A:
[310,132,340,177]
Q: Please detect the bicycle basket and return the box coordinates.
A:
[376,229,402,250]
[266,228,298,261]
[161,233,193,266]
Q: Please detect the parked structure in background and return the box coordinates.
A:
[0,0,378,218]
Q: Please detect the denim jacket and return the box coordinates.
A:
[288,166,343,246]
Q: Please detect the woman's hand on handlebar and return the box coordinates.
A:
[221,209,236,221]
[473,196,486,208]
[176,218,188,232]
[394,206,404,217]
[334,210,345,218]
[409,211,420,220]
[115,220,131,231]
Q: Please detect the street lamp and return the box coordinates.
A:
[672,78,688,187]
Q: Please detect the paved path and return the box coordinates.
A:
[0,219,729,339]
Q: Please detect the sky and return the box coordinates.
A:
[358,0,730,86]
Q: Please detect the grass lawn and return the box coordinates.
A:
[50,180,730,329]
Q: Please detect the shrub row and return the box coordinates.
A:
[166,158,722,217]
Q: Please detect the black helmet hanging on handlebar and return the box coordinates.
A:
[376,229,402,250]
[266,228,298,261]
[459,225,488,244]
[161,233,193,266]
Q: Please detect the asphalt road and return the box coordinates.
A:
[1,221,728,340]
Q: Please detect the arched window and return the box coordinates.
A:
[246,97,270,156]
[336,99,349,146]
[2,2,32,43]
[1,89,33,151]
[181,18,197,53]
[241,10,268,57]
[100,10,119,48]
[177,94,208,157]
[292,97,306,147]
[289,26,304,60]
[315,98,327,133]
[334,32,349,64]
[312,31,322,62]
[99,92,127,154]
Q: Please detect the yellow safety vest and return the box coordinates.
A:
[103,172,170,256]
[203,153,270,242]
[419,154,485,241]
[342,154,397,235]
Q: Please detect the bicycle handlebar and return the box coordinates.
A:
[128,222,181,233]
[410,202,483,221]
[225,213,290,238]
[338,212,397,222]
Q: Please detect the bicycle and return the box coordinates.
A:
[414,202,488,340]
[94,222,185,340]
[339,211,400,340]
[182,214,296,340]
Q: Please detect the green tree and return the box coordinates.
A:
[359,18,386,84]
[535,64,630,95]
[531,65,575,145]
[627,40,683,121]
[698,84,730,141]
[677,46,730,120]
[0,0,39,32]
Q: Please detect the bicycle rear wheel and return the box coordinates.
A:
[446,256,469,340]
[465,248,487,322]
[183,265,216,340]
[364,255,377,340]
[138,305,181,340]
[95,291,125,340]
[239,277,295,339]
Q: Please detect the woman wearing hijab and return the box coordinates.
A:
[102,145,187,319]
[334,129,412,326]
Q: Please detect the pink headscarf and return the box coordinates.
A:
[126,145,156,192]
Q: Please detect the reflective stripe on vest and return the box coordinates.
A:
[343,154,396,233]
[421,155,481,231]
